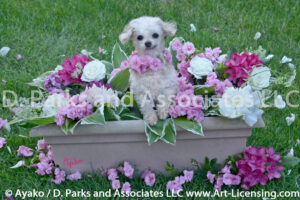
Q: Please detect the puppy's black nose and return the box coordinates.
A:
[145,41,152,48]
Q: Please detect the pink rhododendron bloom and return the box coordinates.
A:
[207,171,215,183]
[112,179,121,190]
[225,52,263,86]
[123,161,134,179]
[67,171,82,181]
[144,172,156,186]
[266,162,284,180]
[108,168,118,181]
[121,182,131,194]
[183,170,194,182]
[241,175,257,189]
[171,39,182,51]
[17,145,33,157]
[58,54,91,86]
[266,147,281,163]
[0,137,6,148]
[222,173,241,186]
[252,171,268,185]
[182,42,195,55]
[51,168,66,184]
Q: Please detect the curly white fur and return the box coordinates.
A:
[119,16,179,125]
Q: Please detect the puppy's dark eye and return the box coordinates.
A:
[137,35,143,40]
[152,33,159,39]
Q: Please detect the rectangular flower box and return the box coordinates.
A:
[30,117,264,173]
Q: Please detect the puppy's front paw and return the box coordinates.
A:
[157,107,169,120]
[144,112,158,126]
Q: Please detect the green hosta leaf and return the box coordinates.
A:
[173,117,204,136]
[104,107,120,121]
[61,119,81,135]
[112,43,128,69]
[80,107,106,125]
[161,118,176,145]
[147,120,166,137]
[121,112,142,120]
[17,116,55,129]
[281,156,300,168]
[145,125,160,145]
[194,85,215,95]
[108,68,130,92]
[102,60,114,76]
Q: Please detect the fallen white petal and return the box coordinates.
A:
[287,169,292,175]
[6,146,12,154]
[0,47,10,57]
[287,148,294,157]
[280,56,292,64]
[190,24,196,32]
[264,54,274,61]
[10,160,25,168]
[254,32,261,40]
[274,95,286,109]
[81,49,93,56]
[286,113,295,126]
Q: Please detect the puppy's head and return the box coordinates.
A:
[119,16,176,56]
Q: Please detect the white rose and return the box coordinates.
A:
[0,47,10,57]
[188,57,213,79]
[248,67,271,90]
[81,60,106,82]
[42,94,68,116]
[219,86,263,126]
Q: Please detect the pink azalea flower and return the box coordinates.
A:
[183,170,194,182]
[214,176,223,192]
[51,168,66,184]
[108,168,118,181]
[5,194,13,200]
[123,161,134,179]
[241,175,258,189]
[182,42,195,55]
[207,171,215,183]
[0,137,6,148]
[101,169,108,177]
[175,176,186,185]
[37,139,48,151]
[266,162,284,180]
[141,169,151,179]
[266,147,281,163]
[221,165,232,174]
[252,171,268,185]
[17,145,33,157]
[144,172,156,186]
[121,182,131,194]
[112,179,121,190]
[67,171,82,181]
[222,173,241,186]
[166,180,182,195]
[171,39,182,51]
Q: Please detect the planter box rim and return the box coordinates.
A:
[30,117,265,137]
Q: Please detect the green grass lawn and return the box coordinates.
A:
[0,0,299,199]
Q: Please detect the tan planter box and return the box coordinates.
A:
[30,117,264,173]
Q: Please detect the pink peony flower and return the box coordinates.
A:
[51,168,66,184]
[17,145,33,157]
[0,137,6,148]
[182,42,195,55]
[222,173,241,186]
[123,161,134,179]
[121,182,131,194]
[112,179,121,190]
[207,171,215,183]
[183,170,194,182]
[171,39,182,51]
[108,168,118,181]
[225,52,263,86]
[58,54,91,86]
[144,172,156,186]
[67,171,82,181]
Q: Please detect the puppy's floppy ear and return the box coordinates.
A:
[159,20,177,36]
[119,23,133,44]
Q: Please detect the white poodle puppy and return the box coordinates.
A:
[119,16,179,125]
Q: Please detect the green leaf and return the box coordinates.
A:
[145,125,160,145]
[281,156,300,168]
[120,112,142,120]
[80,107,106,125]
[104,107,120,121]
[102,60,114,76]
[61,119,80,135]
[147,120,166,137]
[161,118,176,145]
[194,85,215,95]
[173,117,204,136]
[108,68,130,92]
[17,116,55,129]
[112,43,128,69]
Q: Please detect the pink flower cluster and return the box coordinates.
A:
[58,54,91,86]
[171,39,195,62]
[55,94,94,126]
[102,161,135,194]
[166,170,194,195]
[205,72,232,96]
[88,80,113,89]
[0,137,6,148]
[169,77,204,123]
[110,60,130,77]
[207,146,284,191]
[197,47,226,66]
[17,145,33,157]
[141,170,156,186]
[225,52,263,86]
[44,73,62,93]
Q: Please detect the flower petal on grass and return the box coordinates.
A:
[0,47,10,57]
[10,160,25,168]
[254,32,261,40]
[286,113,295,126]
